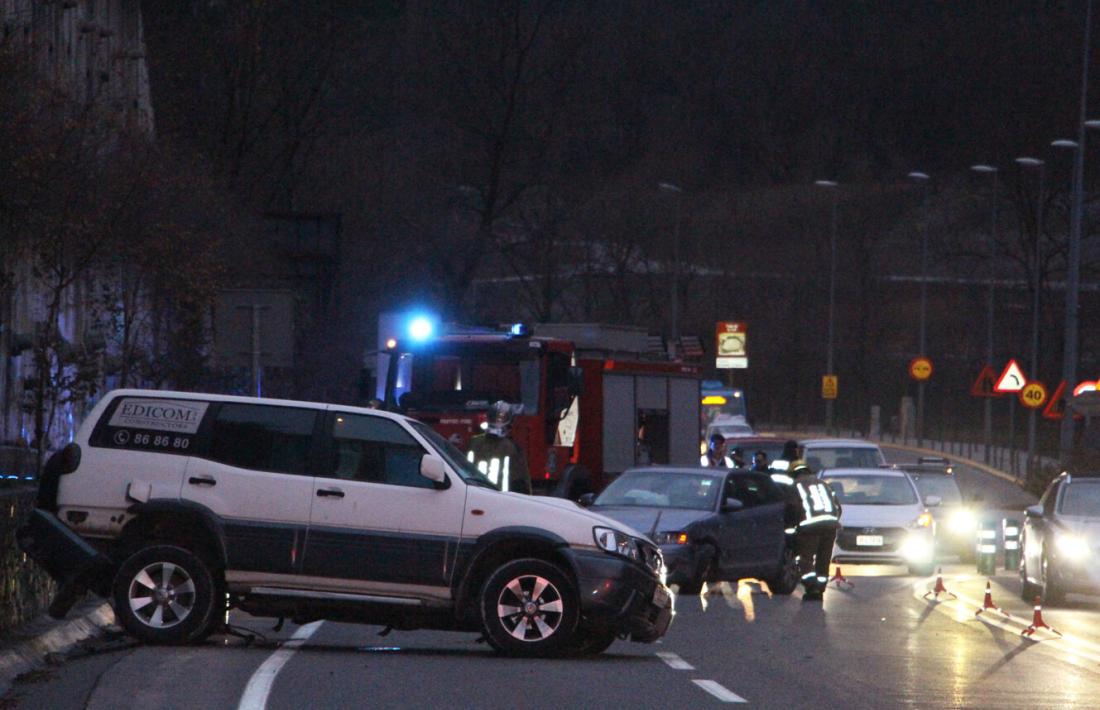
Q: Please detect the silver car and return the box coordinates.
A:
[1021,472,1100,605]
[821,468,937,576]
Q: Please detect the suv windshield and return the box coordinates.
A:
[595,471,720,511]
[410,421,497,488]
[823,475,918,505]
[912,475,962,505]
[805,446,885,469]
[394,350,540,414]
[1060,481,1100,516]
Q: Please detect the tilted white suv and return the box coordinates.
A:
[19,390,672,656]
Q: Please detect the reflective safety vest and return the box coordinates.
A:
[700,454,735,468]
[795,480,841,529]
[466,434,531,494]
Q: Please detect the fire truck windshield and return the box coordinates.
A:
[393,350,541,414]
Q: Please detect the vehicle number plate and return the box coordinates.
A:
[653,585,671,607]
[857,535,884,547]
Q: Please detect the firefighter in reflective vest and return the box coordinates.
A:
[466,401,532,494]
[788,461,842,600]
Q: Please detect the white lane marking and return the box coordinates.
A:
[656,651,695,670]
[237,621,324,710]
[693,679,747,703]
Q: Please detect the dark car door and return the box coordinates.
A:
[718,473,788,577]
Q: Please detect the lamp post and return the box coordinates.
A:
[659,182,684,344]
[1059,0,1094,463]
[970,165,999,464]
[816,180,839,433]
[908,171,931,446]
[1015,156,1045,481]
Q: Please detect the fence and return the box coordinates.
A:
[0,488,54,635]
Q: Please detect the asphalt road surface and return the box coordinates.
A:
[6,451,1098,709]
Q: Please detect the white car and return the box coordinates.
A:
[801,438,887,471]
[18,389,672,657]
[820,468,937,576]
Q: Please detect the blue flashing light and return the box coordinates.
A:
[408,316,435,342]
[509,323,529,337]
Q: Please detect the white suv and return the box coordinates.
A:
[19,390,672,656]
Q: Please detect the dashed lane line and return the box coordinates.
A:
[237,621,324,710]
[692,679,748,703]
[656,651,695,670]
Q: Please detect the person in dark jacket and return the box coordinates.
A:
[788,461,842,600]
[467,401,531,494]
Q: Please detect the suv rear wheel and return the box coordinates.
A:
[479,558,579,657]
[112,545,220,645]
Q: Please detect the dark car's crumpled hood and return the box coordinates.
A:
[590,506,712,539]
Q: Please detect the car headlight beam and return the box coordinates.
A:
[1056,533,1090,560]
[948,509,976,533]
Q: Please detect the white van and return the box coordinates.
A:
[18,390,671,656]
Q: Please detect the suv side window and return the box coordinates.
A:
[326,413,429,488]
[207,404,317,475]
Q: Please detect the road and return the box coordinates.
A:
[5,450,1099,709]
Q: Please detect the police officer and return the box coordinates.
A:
[467,401,531,494]
[701,432,732,467]
[788,461,842,600]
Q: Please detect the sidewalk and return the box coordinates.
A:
[0,599,116,696]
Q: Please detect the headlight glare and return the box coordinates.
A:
[1056,533,1090,560]
[593,526,641,562]
[948,509,976,533]
[900,534,933,562]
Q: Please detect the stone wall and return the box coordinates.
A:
[0,488,54,635]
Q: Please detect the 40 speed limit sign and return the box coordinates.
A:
[1018,381,1048,409]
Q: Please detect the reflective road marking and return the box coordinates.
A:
[656,651,695,670]
[237,621,324,710]
[693,679,748,703]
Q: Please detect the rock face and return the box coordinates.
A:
[0,489,55,635]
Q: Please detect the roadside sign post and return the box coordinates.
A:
[822,375,838,401]
[908,357,933,447]
[1043,381,1067,420]
[994,360,1027,482]
[715,322,748,369]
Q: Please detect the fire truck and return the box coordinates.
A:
[375,321,702,497]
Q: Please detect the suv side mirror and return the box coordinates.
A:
[577,492,595,508]
[420,455,447,486]
[722,497,744,512]
[924,495,942,508]
[1025,504,1043,519]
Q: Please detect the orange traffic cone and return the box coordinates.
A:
[975,580,1010,618]
[1021,596,1062,637]
[828,565,853,589]
[922,567,958,601]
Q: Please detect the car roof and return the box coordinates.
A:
[101,389,412,424]
[622,466,755,477]
[821,467,908,478]
[801,438,881,448]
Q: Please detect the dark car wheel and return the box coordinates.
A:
[678,545,716,596]
[479,558,580,658]
[1041,554,1065,605]
[766,545,799,595]
[112,545,220,645]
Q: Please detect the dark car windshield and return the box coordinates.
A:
[596,470,720,511]
[410,420,497,488]
[1060,482,1100,517]
[912,475,963,505]
[823,475,918,505]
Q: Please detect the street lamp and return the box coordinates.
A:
[1015,156,1045,481]
[659,182,684,343]
[815,179,839,433]
[1059,0,1094,463]
[970,164,999,464]
[908,171,930,446]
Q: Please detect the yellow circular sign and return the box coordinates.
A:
[1019,381,1047,409]
[909,357,933,381]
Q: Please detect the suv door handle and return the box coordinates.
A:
[188,476,217,487]
[317,488,345,498]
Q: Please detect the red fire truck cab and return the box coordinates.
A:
[380,323,702,497]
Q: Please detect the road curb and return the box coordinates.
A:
[0,600,116,696]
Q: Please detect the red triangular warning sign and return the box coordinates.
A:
[1043,380,1066,420]
[970,365,1000,398]
[994,360,1027,393]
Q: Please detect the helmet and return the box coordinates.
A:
[789,459,812,477]
[486,401,515,437]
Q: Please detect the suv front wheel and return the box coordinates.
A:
[479,558,580,657]
[112,545,220,645]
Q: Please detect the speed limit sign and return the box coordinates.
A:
[1018,381,1047,409]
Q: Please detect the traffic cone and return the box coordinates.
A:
[922,567,958,601]
[974,580,1010,618]
[1021,596,1062,638]
[828,565,853,589]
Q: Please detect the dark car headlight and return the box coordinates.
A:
[593,526,642,563]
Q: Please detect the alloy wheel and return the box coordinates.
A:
[128,561,197,629]
[496,574,564,642]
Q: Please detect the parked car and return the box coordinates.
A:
[581,466,798,595]
[897,458,978,562]
[819,467,937,576]
[17,389,672,657]
[1021,472,1100,604]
